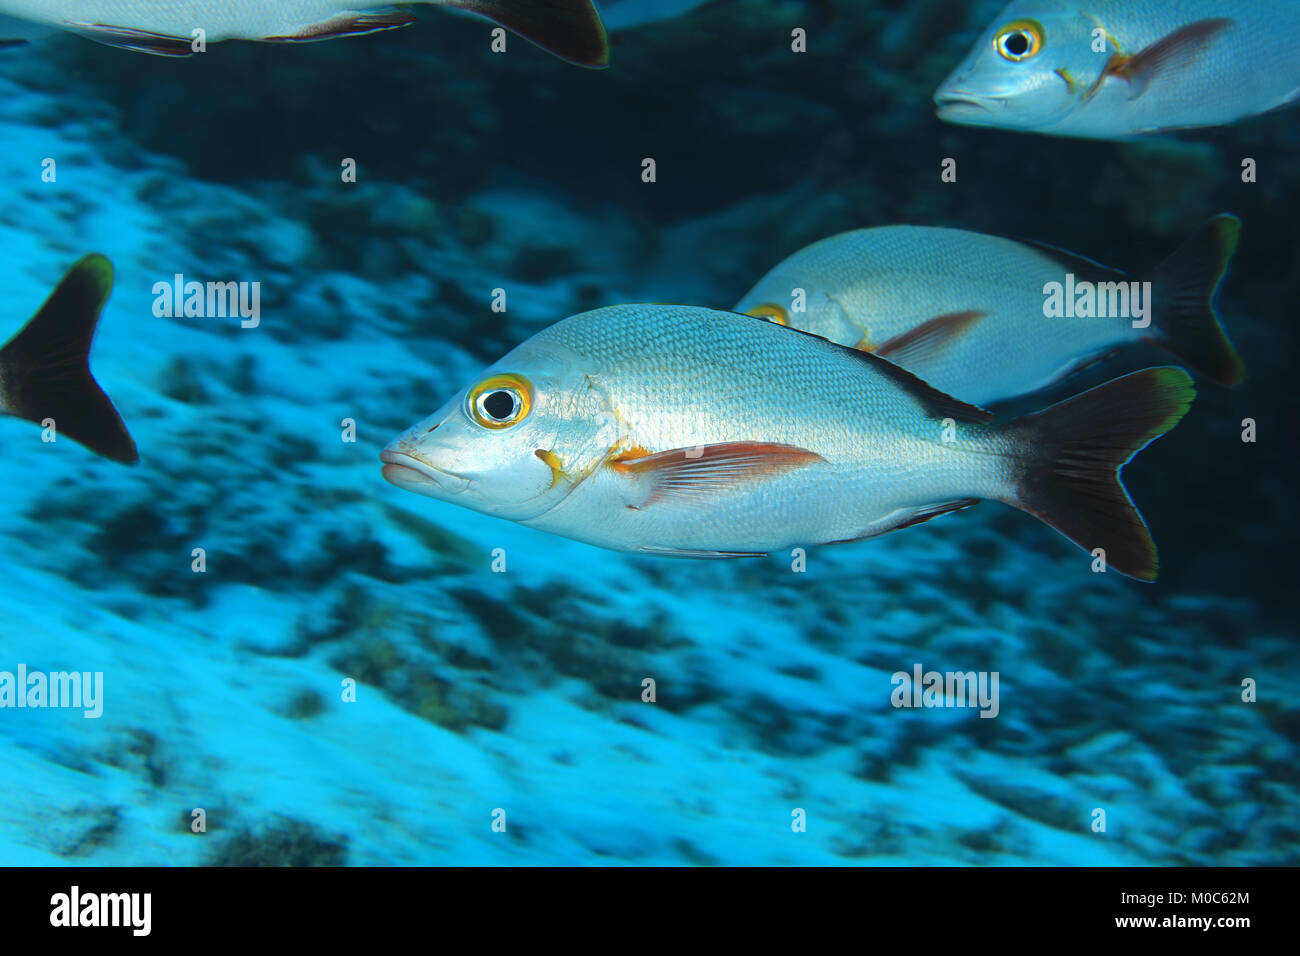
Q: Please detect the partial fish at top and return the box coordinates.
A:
[0,0,610,66]
[935,0,1300,138]
[0,255,138,465]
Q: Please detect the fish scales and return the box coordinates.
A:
[936,0,1300,137]
[735,219,1242,405]
[0,0,610,65]
[736,227,1132,403]
[383,305,1194,579]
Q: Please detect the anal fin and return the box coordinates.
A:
[826,499,980,545]
[894,498,980,530]
[636,545,766,559]
[64,22,195,56]
[263,8,417,42]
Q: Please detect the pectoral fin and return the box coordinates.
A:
[1103,18,1233,100]
[611,442,825,506]
[874,310,984,370]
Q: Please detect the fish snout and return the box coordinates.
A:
[934,87,1002,120]
[380,446,469,496]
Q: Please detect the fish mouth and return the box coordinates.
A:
[934,90,1002,121]
[380,449,469,496]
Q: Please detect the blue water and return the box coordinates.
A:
[0,0,1296,866]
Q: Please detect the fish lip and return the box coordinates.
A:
[934,89,1002,117]
[380,449,470,495]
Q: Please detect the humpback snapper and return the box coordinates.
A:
[0,255,138,465]
[934,0,1300,138]
[0,0,610,66]
[382,305,1193,581]
[735,216,1242,406]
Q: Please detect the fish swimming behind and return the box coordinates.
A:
[734,216,1242,407]
[0,254,138,465]
[934,0,1300,138]
[382,305,1194,581]
[0,0,610,66]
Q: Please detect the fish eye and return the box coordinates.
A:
[994,19,1044,61]
[746,303,789,326]
[466,373,533,429]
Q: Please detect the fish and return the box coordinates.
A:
[381,305,1195,581]
[934,0,1300,138]
[0,0,610,66]
[0,254,139,465]
[733,216,1243,406]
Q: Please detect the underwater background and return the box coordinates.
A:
[1,0,1297,865]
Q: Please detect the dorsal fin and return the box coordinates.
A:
[746,314,995,425]
[850,347,995,424]
[1015,237,1128,281]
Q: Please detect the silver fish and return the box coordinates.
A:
[0,0,610,66]
[382,305,1194,580]
[935,0,1300,138]
[735,216,1243,406]
[0,255,138,465]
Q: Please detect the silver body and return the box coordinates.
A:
[0,0,373,40]
[383,305,1018,556]
[936,0,1300,138]
[735,226,1138,406]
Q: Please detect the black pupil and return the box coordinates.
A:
[1005,31,1030,55]
[483,390,517,420]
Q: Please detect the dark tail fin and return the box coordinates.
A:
[444,0,610,67]
[1145,213,1244,386]
[1001,367,1195,582]
[0,254,138,464]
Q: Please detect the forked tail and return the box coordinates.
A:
[0,254,138,465]
[1146,214,1244,386]
[1000,367,1195,581]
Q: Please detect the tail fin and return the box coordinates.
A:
[0,254,138,464]
[1002,367,1195,582]
[444,0,610,67]
[1146,213,1244,385]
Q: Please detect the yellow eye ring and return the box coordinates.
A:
[466,373,533,429]
[746,303,789,326]
[994,19,1044,61]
